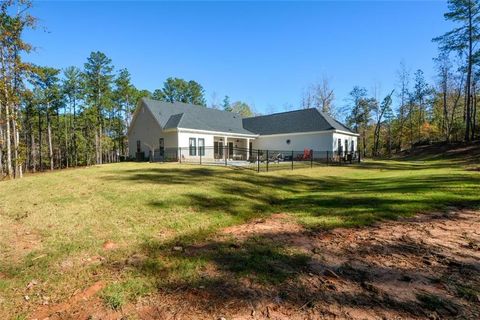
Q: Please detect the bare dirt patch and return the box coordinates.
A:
[31,281,106,320]
[28,210,480,319]
[0,221,43,264]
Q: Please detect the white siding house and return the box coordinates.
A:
[127,98,359,161]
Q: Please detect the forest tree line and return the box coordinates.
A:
[1,0,479,179]
[300,0,480,157]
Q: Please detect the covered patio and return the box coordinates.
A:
[213,136,253,161]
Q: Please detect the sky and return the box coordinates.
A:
[24,1,451,115]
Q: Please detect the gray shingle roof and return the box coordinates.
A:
[242,108,354,135]
[139,98,354,136]
[141,98,256,135]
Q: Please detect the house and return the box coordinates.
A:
[127,98,358,161]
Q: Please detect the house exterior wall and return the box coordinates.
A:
[251,131,334,152]
[177,130,216,160]
[332,132,358,153]
[177,131,254,160]
[128,105,178,158]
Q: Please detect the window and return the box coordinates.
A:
[338,138,343,155]
[136,140,141,153]
[159,138,164,156]
[189,138,197,156]
[351,141,355,153]
[228,142,234,158]
[345,139,349,154]
[198,138,205,156]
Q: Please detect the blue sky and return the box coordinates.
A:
[25,1,450,115]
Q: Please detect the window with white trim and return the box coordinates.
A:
[189,138,197,156]
[198,138,205,156]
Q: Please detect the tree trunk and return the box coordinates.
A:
[0,100,4,178]
[5,102,13,178]
[362,130,367,158]
[473,87,477,141]
[442,78,448,141]
[12,110,22,178]
[31,130,36,173]
[38,108,43,171]
[47,108,54,171]
[465,4,473,142]
[73,99,77,166]
[64,103,69,168]
[98,124,103,164]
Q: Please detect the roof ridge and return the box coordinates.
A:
[246,108,317,119]
[318,110,353,132]
[144,98,244,118]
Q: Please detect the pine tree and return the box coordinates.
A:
[434,0,480,141]
[83,51,114,164]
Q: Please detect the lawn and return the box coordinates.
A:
[0,160,479,318]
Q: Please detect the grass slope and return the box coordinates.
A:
[0,160,479,318]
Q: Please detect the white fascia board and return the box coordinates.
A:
[333,130,360,137]
[257,130,334,138]
[176,127,259,138]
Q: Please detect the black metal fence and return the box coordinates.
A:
[142,146,360,172]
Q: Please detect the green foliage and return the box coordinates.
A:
[83,51,114,112]
[346,86,369,133]
[222,95,231,111]
[433,0,480,54]
[154,77,206,106]
[229,101,254,117]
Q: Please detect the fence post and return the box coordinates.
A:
[179,147,181,163]
[291,151,294,170]
[257,150,260,173]
[266,150,269,172]
[311,150,313,168]
[326,151,329,166]
[358,151,361,163]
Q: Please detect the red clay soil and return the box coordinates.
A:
[30,211,480,320]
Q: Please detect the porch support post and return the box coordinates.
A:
[246,138,250,161]
[224,136,228,161]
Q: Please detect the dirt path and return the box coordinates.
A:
[30,210,480,319]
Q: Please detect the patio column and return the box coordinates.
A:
[224,136,228,160]
[246,138,250,160]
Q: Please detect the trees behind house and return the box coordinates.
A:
[2,0,480,178]
[334,0,480,157]
[301,76,335,115]
[433,0,480,142]
[153,77,206,106]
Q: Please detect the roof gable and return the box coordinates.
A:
[141,98,255,135]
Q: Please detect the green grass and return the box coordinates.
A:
[0,159,479,317]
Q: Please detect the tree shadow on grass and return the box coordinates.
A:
[98,162,480,317]
[117,215,480,319]
[105,163,480,231]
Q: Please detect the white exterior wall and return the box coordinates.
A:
[128,105,161,157]
[332,132,358,153]
[177,130,216,160]
[252,132,334,151]
[128,105,178,158]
